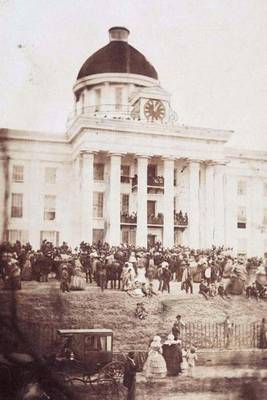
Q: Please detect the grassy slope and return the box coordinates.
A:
[0,281,266,351]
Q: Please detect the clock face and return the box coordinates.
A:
[144,99,166,122]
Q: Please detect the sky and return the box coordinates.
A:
[1,0,267,150]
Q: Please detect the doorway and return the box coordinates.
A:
[147,234,156,248]
[147,200,156,216]
[147,164,157,178]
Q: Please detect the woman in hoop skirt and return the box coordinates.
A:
[143,335,167,380]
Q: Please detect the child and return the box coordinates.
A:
[180,345,189,375]
[187,347,198,377]
[135,303,148,320]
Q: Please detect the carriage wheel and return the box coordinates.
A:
[100,361,125,383]
[96,375,118,396]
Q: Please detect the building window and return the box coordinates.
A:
[93,192,104,218]
[237,206,246,229]
[122,230,129,244]
[95,88,101,111]
[93,229,104,244]
[237,180,246,196]
[121,165,130,183]
[115,87,123,111]
[45,167,57,184]
[6,230,28,244]
[12,165,24,183]
[121,194,129,214]
[11,193,23,218]
[40,231,59,246]
[121,165,130,176]
[44,195,56,221]
[94,163,104,180]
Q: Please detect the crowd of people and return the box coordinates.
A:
[0,239,266,299]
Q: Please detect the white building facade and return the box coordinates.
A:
[1,27,267,257]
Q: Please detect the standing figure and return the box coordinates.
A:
[123,351,137,400]
[187,347,198,377]
[98,259,106,292]
[161,266,172,293]
[180,346,189,374]
[172,315,185,340]
[223,316,233,349]
[143,336,167,380]
[60,266,70,293]
[162,334,182,376]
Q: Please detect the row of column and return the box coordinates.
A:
[80,152,226,248]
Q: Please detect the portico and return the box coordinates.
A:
[77,147,229,249]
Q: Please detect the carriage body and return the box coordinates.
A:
[56,328,113,374]
[55,328,124,395]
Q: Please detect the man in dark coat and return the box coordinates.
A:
[123,351,137,400]
[172,315,185,340]
[162,334,182,376]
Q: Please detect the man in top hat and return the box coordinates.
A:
[123,351,137,400]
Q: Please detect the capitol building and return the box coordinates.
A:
[0,27,267,258]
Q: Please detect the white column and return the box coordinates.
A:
[205,164,215,247]
[188,161,200,248]
[109,154,121,246]
[28,159,42,249]
[214,164,225,246]
[163,158,174,248]
[136,156,148,247]
[250,177,264,257]
[224,174,237,251]
[81,152,94,243]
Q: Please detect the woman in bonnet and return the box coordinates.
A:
[143,335,167,380]
[162,334,182,376]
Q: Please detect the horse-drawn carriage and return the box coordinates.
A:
[0,328,125,399]
[54,328,125,394]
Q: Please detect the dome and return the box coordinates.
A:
[77,27,158,80]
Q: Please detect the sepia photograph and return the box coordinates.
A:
[0,1,267,399]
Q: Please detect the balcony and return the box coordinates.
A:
[120,175,131,184]
[120,211,188,229]
[174,211,188,228]
[147,213,164,226]
[120,212,137,225]
[66,104,179,129]
[131,175,165,193]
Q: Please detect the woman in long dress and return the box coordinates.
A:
[143,336,167,380]
[70,265,86,290]
[136,265,147,285]
[162,334,182,376]
[21,256,32,281]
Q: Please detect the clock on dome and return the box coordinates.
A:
[144,99,166,122]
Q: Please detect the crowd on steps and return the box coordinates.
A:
[0,240,266,299]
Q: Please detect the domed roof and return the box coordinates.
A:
[77,27,158,80]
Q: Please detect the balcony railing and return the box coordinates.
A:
[147,213,164,225]
[120,211,188,228]
[147,176,164,187]
[66,104,179,128]
[120,175,131,184]
[120,212,137,224]
[131,175,165,188]
[174,211,188,227]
